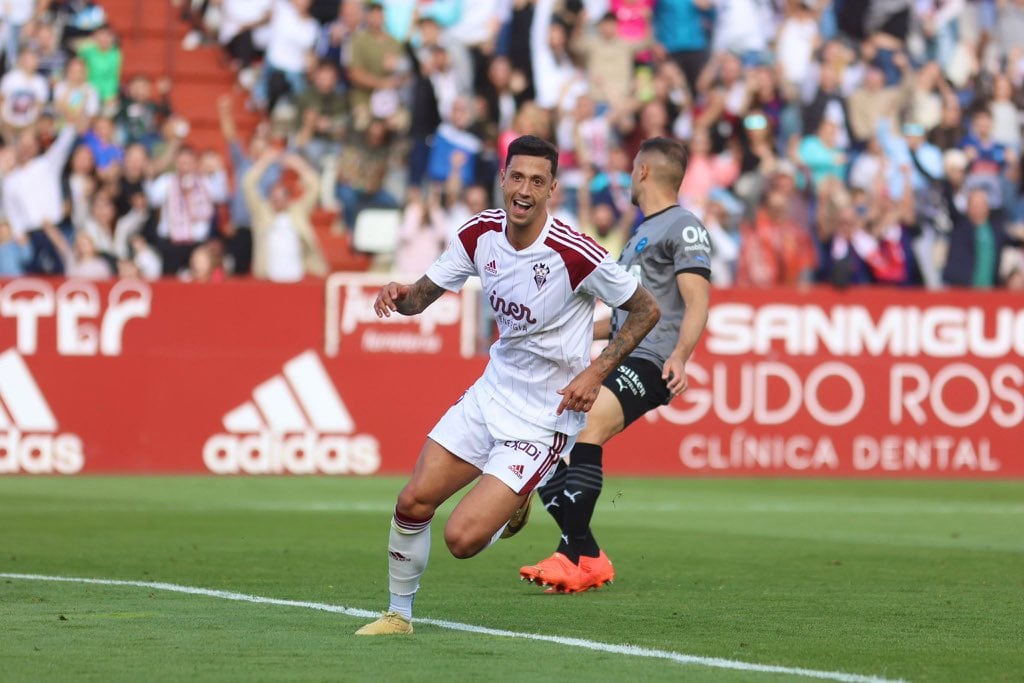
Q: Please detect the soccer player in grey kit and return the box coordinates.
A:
[516,137,712,592]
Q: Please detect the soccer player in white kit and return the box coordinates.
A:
[356,136,661,635]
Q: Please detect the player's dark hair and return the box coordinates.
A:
[638,137,688,191]
[506,135,559,177]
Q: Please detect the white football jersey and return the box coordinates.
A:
[427,209,638,435]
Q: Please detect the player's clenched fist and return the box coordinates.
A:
[374,282,410,318]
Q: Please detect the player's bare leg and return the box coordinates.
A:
[356,439,479,635]
[444,474,531,559]
[523,386,625,592]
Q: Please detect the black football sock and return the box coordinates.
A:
[559,443,603,563]
[537,457,569,530]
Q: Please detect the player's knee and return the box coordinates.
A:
[443,525,486,559]
[395,486,437,521]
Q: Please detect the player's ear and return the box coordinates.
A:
[549,178,558,197]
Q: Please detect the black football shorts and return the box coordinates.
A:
[601,356,671,428]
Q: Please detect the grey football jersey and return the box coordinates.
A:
[610,205,712,366]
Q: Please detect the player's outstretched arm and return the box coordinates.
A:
[373,276,447,318]
[557,285,660,415]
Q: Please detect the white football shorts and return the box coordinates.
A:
[428,383,574,495]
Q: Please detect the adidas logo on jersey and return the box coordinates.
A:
[0,349,84,474]
[508,463,525,479]
[484,260,498,275]
[202,350,380,475]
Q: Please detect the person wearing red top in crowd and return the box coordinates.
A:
[736,176,818,286]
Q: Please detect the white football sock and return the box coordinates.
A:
[387,512,432,620]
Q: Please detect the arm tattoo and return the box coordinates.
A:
[592,287,660,377]
[396,276,447,316]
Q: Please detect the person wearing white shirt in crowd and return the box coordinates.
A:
[444,0,508,92]
[0,48,48,140]
[146,145,229,275]
[52,57,100,122]
[242,147,327,282]
[531,0,586,110]
[219,0,273,89]
[776,0,820,90]
[0,0,37,69]
[253,0,319,112]
[1,115,84,273]
[711,0,774,60]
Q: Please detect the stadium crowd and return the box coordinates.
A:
[1,0,1024,289]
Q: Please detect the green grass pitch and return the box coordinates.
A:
[2,476,1022,682]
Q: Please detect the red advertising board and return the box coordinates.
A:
[0,277,1020,477]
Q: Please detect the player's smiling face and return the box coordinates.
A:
[501,155,556,231]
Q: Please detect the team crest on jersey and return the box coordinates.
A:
[533,262,550,290]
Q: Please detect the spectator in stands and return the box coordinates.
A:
[703,189,741,286]
[336,117,398,230]
[180,241,227,282]
[115,75,171,150]
[929,93,967,150]
[51,226,113,279]
[316,0,363,86]
[53,56,99,121]
[404,19,445,189]
[427,96,482,192]
[961,106,1018,210]
[798,116,848,192]
[576,165,631,257]
[347,1,404,131]
[0,221,31,275]
[31,22,68,82]
[79,189,118,258]
[57,0,107,48]
[112,142,149,218]
[908,61,951,134]
[710,0,772,60]
[776,0,820,93]
[253,0,319,113]
[847,59,911,146]
[678,125,739,206]
[1,115,84,273]
[575,12,635,108]
[943,187,1011,287]
[293,59,348,169]
[393,185,448,276]
[83,115,122,170]
[653,0,712,91]
[817,186,875,287]
[76,24,122,103]
[446,0,506,94]
[243,148,326,282]
[531,1,585,111]
[0,47,49,141]
[146,144,229,275]
[218,0,272,89]
[1,0,38,70]
[217,95,276,274]
[66,143,96,230]
[736,172,818,286]
[990,73,1022,151]
[126,232,162,280]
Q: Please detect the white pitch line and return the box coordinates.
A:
[0,572,906,683]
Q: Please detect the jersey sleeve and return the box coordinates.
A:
[669,218,713,279]
[424,234,476,292]
[578,255,639,308]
